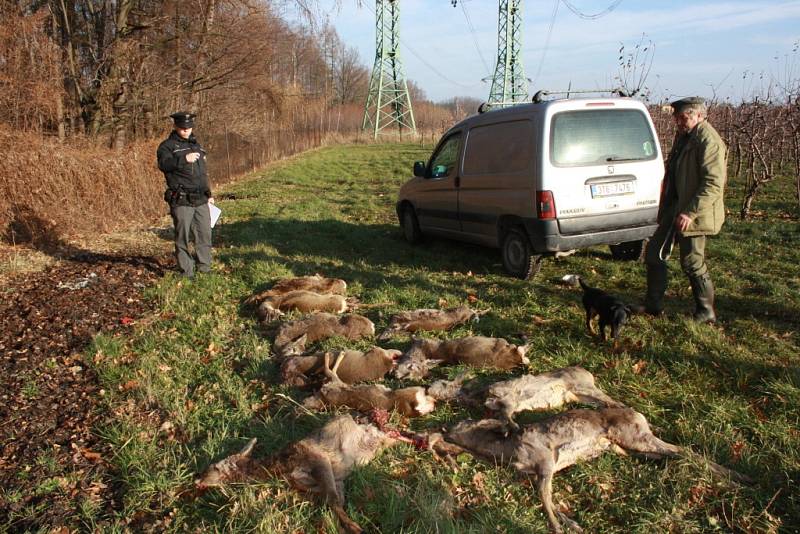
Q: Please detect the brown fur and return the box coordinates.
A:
[274,313,375,358]
[258,290,348,322]
[485,366,625,429]
[281,346,401,387]
[377,306,486,341]
[245,275,347,306]
[437,408,748,533]
[394,336,530,379]
[305,353,436,417]
[194,415,399,534]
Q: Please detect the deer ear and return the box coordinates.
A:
[294,333,308,345]
[239,437,257,457]
[426,359,444,370]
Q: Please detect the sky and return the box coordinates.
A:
[310,0,800,103]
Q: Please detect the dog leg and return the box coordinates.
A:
[598,318,608,342]
[585,308,596,335]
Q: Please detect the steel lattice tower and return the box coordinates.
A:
[487,0,528,108]
[362,0,416,138]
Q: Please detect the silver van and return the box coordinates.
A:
[396,96,664,279]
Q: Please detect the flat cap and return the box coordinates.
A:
[670,97,705,114]
[170,111,196,128]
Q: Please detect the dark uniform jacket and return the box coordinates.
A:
[157,131,212,206]
[659,120,727,236]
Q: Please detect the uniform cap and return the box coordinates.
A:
[670,97,705,114]
[170,111,196,128]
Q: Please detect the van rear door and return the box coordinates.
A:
[544,105,662,232]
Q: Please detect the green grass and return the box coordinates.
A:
[82,143,797,532]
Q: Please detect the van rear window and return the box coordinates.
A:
[550,109,656,166]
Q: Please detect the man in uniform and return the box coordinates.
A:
[639,97,727,323]
[157,112,215,278]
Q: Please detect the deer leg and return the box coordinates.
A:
[309,458,363,534]
[322,352,345,383]
[331,351,346,375]
[573,388,624,409]
[502,406,521,432]
[536,471,564,534]
[680,450,753,485]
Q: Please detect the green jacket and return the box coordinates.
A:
[661,120,727,236]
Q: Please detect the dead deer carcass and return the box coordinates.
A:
[274,313,375,357]
[281,346,401,387]
[377,306,486,341]
[436,407,747,533]
[195,415,400,534]
[485,366,625,429]
[245,275,347,305]
[258,290,348,322]
[304,353,436,417]
[394,336,530,379]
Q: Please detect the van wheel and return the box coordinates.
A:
[609,240,644,261]
[502,228,542,280]
[401,206,422,244]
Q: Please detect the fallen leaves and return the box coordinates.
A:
[632,360,647,375]
[0,253,162,527]
[119,379,139,392]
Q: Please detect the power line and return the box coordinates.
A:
[360,0,483,90]
[531,0,559,87]
[459,0,492,76]
[560,0,624,20]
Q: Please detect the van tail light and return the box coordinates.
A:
[537,190,556,219]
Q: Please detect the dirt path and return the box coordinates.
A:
[1,252,168,529]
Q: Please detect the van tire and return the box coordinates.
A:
[502,228,542,280]
[609,240,644,261]
[401,206,422,244]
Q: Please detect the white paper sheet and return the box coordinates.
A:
[209,203,222,228]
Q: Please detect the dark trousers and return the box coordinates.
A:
[170,203,211,277]
[645,219,709,278]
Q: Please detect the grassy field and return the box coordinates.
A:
[75,144,800,531]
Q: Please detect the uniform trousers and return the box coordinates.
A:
[170,203,212,277]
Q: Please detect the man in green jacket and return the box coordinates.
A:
[641,97,727,323]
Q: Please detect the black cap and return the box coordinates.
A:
[670,97,705,114]
[170,111,196,128]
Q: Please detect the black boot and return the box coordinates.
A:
[642,264,667,315]
[689,273,716,323]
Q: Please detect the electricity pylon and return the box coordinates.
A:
[362,0,416,138]
[487,0,528,108]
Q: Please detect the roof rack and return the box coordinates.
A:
[532,87,633,103]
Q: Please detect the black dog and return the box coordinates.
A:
[578,277,631,341]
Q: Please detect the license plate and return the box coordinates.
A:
[591,181,634,198]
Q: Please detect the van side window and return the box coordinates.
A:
[463,120,534,175]
[428,134,461,178]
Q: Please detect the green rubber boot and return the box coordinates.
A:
[689,273,716,323]
[643,264,668,316]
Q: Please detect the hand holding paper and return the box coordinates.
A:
[209,202,222,228]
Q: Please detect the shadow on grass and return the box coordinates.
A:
[718,294,800,333]
[217,217,500,278]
